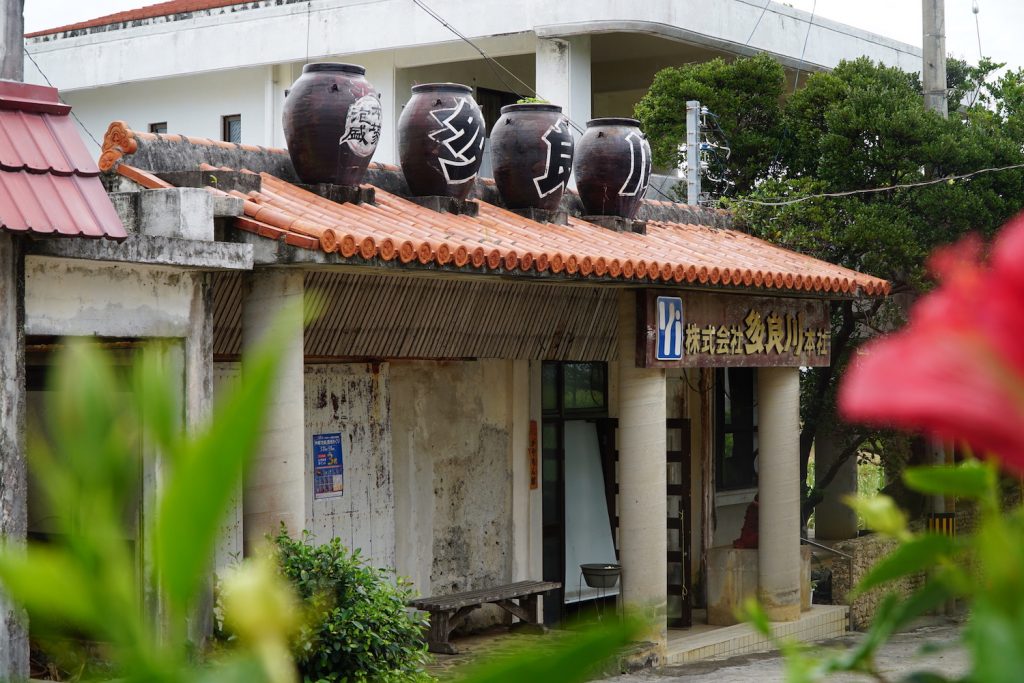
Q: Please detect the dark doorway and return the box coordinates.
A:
[541,362,618,625]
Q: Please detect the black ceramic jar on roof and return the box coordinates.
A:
[490,103,574,211]
[398,83,485,200]
[573,117,652,219]
[283,63,382,185]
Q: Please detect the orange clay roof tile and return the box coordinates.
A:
[224,171,890,296]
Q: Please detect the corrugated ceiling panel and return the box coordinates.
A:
[212,271,619,361]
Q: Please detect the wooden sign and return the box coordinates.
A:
[638,290,831,368]
[529,420,539,490]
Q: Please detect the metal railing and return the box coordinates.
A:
[801,536,855,632]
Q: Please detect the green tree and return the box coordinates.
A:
[634,53,786,193]
[637,55,1024,519]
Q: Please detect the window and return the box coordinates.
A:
[149,122,167,135]
[222,114,241,144]
[715,368,758,491]
[542,362,608,416]
[476,87,519,133]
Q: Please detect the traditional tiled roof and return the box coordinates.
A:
[0,81,125,239]
[26,1,245,37]
[100,122,889,296]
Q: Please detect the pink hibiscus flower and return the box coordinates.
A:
[839,213,1024,473]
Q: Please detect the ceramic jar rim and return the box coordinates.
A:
[411,82,473,94]
[499,103,563,115]
[302,62,366,75]
[586,117,641,128]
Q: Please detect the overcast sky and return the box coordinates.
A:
[22,0,1024,71]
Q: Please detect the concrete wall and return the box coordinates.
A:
[213,362,244,571]
[303,364,396,570]
[391,360,516,626]
[25,1,920,93]
[61,67,270,158]
[24,257,198,338]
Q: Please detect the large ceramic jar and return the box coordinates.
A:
[283,63,382,185]
[398,83,485,200]
[490,103,574,211]
[573,118,652,219]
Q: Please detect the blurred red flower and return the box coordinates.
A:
[839,213,1024,473]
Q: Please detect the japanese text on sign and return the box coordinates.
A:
[640,290,831,368]
[682,310,830,358]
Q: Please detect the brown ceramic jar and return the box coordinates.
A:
[490,103,574,211]
[573,117,652,219]
[283,63,382,185]
[398,83,485,200]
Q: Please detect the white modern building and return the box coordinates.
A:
[25,0,920,167]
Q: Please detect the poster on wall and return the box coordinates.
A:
[312,432,344,499]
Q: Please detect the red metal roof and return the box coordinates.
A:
[26,1,244,37]
[0,81,125,239]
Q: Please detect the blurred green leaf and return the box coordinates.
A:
[844,495,909,539]
[854,534,958,595]
[155,302,302,617]
[903,462,995,501]
[0,545,106,633]
[133,343,182,456]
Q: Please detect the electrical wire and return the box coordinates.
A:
[23,46,101,149]
[409,0,691,203]
[744,1,772,46]
[730,161,1024,207]
[791,0,817,94]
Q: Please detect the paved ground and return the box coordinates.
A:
[607,618,968,682]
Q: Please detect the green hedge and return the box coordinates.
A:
[273,529,430,682]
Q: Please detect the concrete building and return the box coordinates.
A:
[85,115,883,662]
[1,0,910,670]
[24,0,920,169]
[0,78,254,680]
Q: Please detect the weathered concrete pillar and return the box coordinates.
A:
[813,430,858,541]
[535,35,591,131]
[0,233,28,678]
[241,269,306,552]
[757,366,802,621]
[617,291,667,644]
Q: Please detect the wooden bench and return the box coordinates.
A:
[409,580,561,654]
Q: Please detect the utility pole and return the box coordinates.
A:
[0,0,24,80]
[686,100,701,205]
[0,1,29,679]
[922,0,948,117]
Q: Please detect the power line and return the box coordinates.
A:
[408,0,687,205]
[791,0,817,94]
[744,1,772,46]
[23,47,101,149]
[731,161,1024,207]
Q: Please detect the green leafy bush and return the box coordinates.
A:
[273,530,429,682]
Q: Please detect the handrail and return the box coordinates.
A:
[801,535,854,560]
[801,535,855,632]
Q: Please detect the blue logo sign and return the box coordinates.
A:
[656,296,683,361]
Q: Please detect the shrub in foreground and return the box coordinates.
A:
[273,529,429,682]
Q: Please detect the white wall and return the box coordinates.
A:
[25,257,198,338]
[25,0,919,92]
[391,360,516,621]
[60,68,270,159]
[303,364,396,570]
[213,362,244,572]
